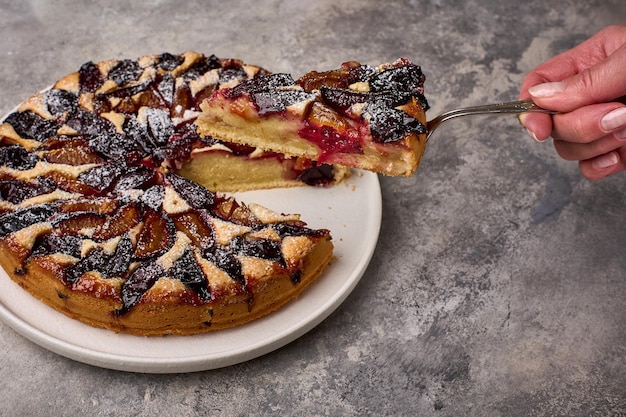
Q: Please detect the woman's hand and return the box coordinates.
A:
[519,25,626,181]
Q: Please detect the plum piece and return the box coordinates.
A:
[170,249,211,301]
[113,167,157,192]
[320,87,410,113]
[145,108,173,146]
[365,101,426,143]
[64,247,109,284]
[43,171,100,196]
[117,262,165,315]
[133,209,176,259]
[252,90,315,116]
[30,232,82,258]
[140,185,165,212]
[107,234,133,277]
[92,203,142,241]
[297,63,372,92]
[156,74,175,105]
[157,53,185,71]
[3,111,58,141]
[66,109,115,137]
[79,61,104,93]
[172,211,214,250]
[0,204,56,237]
[53,212,108,235]
[108,59,143,86]
[203,246,244,287]
[45,89,78,116]
[231,235,284,264]
[226,73,295,98]
[166,173,214,209]
[181,55,221,80]
[78,161,127,193]
[44,142,104,166]
[0,178,54,204]
[272,221,329,238]
[298,164,335,186]
[121,116,156,157]
[368,64,425,94]
[0,145,38,170]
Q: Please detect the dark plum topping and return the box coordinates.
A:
[100,81,152,100]
[121,116,156,157]
[145,108,173,146]
[157,53,185,71]
[66,108,116,138]
[170,249,211,301]
[320,86,411,114]
[78,61,104,93]
[156,74,175,105]
[30,232,82,258]
[107,234,133,277]
[0,145,38,170]
[117,262,165,315]
[181,55,221,80]
[368,64,425,94]
[166,172,214,209]
[226,73,295,98]
[113,167,156,192]
[252,90,315,116]
[204,247,245,286]
[78,161,127,193]
[272,222,328,238]
[0,204,56,237]
[365,102,426,143]
[45,89,78,116]
[89,130,141,161]
[3,111,58,141]
[140,185,165,211]
[231,236,284,264]
[64,247,108,284]
[297,63,375,92]
[60,233,132,283]
[298,164,335,186]
[108,59,143,86]
[152,124,199,164]
[133,209,176,259]
[368,64,429,111]
[0,178,54,204]
[219,66,248,84]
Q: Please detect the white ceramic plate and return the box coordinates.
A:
[0,171,381,373]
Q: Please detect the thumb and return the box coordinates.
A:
[528,43,626,112]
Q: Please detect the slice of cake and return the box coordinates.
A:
[197,58,429,177]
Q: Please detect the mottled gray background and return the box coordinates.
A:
[1,1,625,416]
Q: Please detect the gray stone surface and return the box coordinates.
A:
[1,1,625,416]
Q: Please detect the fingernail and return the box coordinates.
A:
[525,127,542,142]
[518,114,542,142]
[528,81,566,98]
[616,127,626,140]
[600,107,626,131]
[592,152,619,169]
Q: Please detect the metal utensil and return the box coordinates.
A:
[426,99,557,141]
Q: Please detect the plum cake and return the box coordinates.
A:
[0,52,335,335]
[0,51,429,336]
